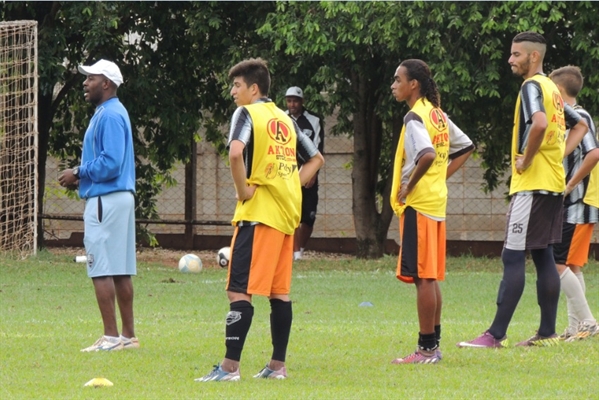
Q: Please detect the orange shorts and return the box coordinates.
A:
[226,224,294,296]
[567,224,594,267]
[554,222,594,267]
[397,207,446,284]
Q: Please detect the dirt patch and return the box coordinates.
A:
[47,246,353,270]
[48,246,219,269]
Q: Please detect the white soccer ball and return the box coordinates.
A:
[217,246,231,268]
[178,254,202,273]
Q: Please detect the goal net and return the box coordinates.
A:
[0,20,38,257]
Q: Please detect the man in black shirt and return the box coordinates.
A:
[285,86,325,261]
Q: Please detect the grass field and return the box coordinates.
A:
[1,249,598,399]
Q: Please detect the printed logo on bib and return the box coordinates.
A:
[276,163,298,180]
[266,118,296,163]
[545,130,558,145]
[265,162,278,179]
[550,91,567,135]
[429,108,448,132]
[552,91,564,115]
[547,90,566,145]
[267,118,293,145]
[429,109,449,166]
[264,161,298,180]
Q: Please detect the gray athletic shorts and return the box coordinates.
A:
[504,192,563,251]
[83,191,136,278]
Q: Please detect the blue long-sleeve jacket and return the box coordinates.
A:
[78,97,136,199]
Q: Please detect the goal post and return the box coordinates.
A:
[0,20,38,257]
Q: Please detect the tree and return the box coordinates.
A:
[259,2,414,258]
[258,1,599,258]
[1,1,275,247]
[2,2,598,256]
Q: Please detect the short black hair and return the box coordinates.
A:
[228,58,271,96]
[513,31,546,44]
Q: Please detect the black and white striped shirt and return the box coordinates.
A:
[564,106,599,224]
[228,98,319,178]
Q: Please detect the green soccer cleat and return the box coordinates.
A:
[516,333,560,347]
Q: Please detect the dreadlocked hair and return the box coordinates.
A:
[400,59,441,108]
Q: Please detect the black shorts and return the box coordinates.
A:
[553,216,575,264]
[300,185,319,226]
[504,193,563,251]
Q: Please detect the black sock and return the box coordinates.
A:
[270,299,293,362]
[489,248,526,339]
[418,332,437,352]
[434,324,441,348]
[532,246,560,337]
[224,300,254,362]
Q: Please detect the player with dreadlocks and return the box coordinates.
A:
[389,59,474,364]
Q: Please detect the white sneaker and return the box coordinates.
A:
[559,326,578,341]
[120,335,140,349]
[293,251,302,261]
[566,321,599,342]
[81,336,123,352]
[253,364,287,379]
[195,364,241,382]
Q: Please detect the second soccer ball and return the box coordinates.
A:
[217,247,231,268]
[178,254,202,273]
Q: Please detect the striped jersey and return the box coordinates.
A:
[227,98,320,234]
[286,108,324,187]
[510,74,581,194]
[390,98,474,219]
[563,105,599,224]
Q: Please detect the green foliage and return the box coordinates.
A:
[1,1,275,246]
[257,1,599,256]
[259,1,599,193]
[1,252,598,398]
[260,2,418,257]
[3,2,599,255]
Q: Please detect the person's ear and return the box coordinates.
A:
[410,78,419,91]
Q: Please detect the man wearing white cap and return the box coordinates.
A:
[285,86,324,260]
[59,59,138,352]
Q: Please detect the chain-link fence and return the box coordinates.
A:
[42,128,599,252]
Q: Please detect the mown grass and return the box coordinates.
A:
[1,251,597,399]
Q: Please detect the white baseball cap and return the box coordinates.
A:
[78,59,123,87]
[285,86,303,99]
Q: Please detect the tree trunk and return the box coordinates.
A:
[184,139,197,249]
[350,70,396,258]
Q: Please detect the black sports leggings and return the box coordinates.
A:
[489,246,560,339]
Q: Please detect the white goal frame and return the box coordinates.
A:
[0,20,38,257]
